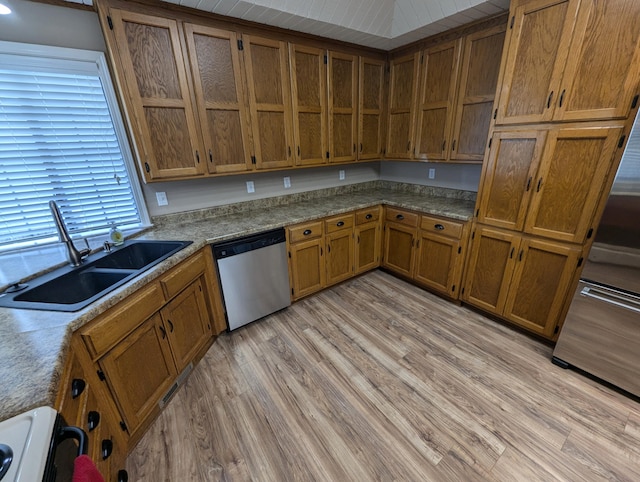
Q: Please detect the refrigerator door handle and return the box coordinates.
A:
[580,285,640,314]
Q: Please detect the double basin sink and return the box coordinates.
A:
[0,240,192,312]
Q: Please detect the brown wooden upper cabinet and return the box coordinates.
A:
[358,57,386,160]
[328,52,358,163]
[243,35,294,169]
[386,53,420,159]
[289,44,328,166]
[496,0,640,125]
[108,10,205,181]
[183,24,253,174]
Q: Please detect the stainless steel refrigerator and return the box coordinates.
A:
[552,116,640,397]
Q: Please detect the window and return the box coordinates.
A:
[615,109,640,194]
[0,41,148,252]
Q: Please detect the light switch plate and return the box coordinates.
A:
[428,168,436,179]
[339,170,345,180]
[246,181,255,193]
[283,176,291,188]
[156,191,168,206]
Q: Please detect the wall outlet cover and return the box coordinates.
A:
[428,168,436,179]
[339,170,345,180]
[246,181,255,193]
[156,191,168,206]
[284,176,291,188]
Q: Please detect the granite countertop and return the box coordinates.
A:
[0,185,475,422]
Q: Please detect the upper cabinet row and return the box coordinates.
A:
[105,9,386,181]
[386,24,506,162]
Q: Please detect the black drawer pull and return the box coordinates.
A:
[303,229,312,236]
[434,224,445,230]
[102,439,113,460]
[87,411,100,432]
[365,214,373,220]
[71,378,86,399]
[167,319,174,333]
[396,214,404,220]
[336,221,345,227]
[159,325,167,339]
[118,470,129,482]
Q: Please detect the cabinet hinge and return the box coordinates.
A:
[97,370,106,381]
[488,138,492,149]
[618,135,626,148]
[586,228,594,239]
[291,287,294,296]
[237,39,244,51]
[461,287,465,295]
[144,162,150,173]
[471,231,475,240]
[632,94,639,109]
[326,151,330,159]
[324,54,328,64]
[577,257,584,268]
[475,208,479,217]
[251,155,256,165]
[288,251,291,258]
[107,15,113,30]
[510,16,515,29]
[451,285,456,292]
[554,325,559,334]
[458,246,462,254]
[493,108,497,120]
[420,54,424,64]
[119,421,127,432]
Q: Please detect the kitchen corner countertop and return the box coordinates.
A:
[0,187,475,422]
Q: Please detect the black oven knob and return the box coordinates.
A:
[71,378,86,399]
[87,411,100,431]
[102,439,113,460]
[117,469,129,482]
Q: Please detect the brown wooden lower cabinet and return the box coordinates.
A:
[462,223,582,338]
[355,206,382,274]
[325,213,355,286]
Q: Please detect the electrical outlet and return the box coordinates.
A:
[156,191,168,206]
[246,181,255,193]
[339,170,345,181]
[428,168,436,179]
[283,176,291,189]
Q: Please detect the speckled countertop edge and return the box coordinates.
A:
[0,184,476,422]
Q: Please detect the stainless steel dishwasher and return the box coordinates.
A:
[212,228,291,331]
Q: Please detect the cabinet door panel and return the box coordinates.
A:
[477,130,546,231]
[463,226,519,314]
[414,232,461,296]
[359,58,385,159]
[555,0,640,121]
[329,53,358,163]
[290,45,327,166]
[244,36,294,169]
[110,10,204,180]
[326,230,354,285]
[184,24,252,173]
[504,238,581,337]
[524,126,622,243]
[355,222,381,274]
[415,40,461,161]
[386,53,419,158]
[382,222,416,277]
[496,0,579,124]
[450,25,505,161]
[290,238,325,300]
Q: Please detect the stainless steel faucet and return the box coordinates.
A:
[49,200,91,267]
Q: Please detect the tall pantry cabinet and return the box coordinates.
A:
[464,0,640,339]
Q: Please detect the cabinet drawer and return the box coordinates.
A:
[420,215,464,239]
[355,207,380,225]
[160,250,206,300]
[81,282,164,359]
[288,221,323,243]
[325,213,354,233]
[385,207,419,227]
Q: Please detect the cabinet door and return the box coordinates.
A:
[476,130,546,231]
[100,313,177,434]
[386,53,420,159]
[109,10,204,180]
[289,238,325,300]
[450,25,506,161]
[414,40,461,161]
[358,57,386,160]
[462,225,520,314]
[160,277,212,372]
[184,24,253,173]
[524,126,622,243]
[554,0,640,121]
[414,232,463,297]
[326,229,354,285]
[503,237,581,337]
[290,44,327,166]
[243,35,294,169]
[355,222,381,274]
[495,0,580,125]
[329,52,358,163]
[382,222,416,277]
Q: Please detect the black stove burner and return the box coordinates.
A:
[0,443,12,481]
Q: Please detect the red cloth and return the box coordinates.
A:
[73,454,105,482]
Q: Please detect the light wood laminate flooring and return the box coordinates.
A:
[126,270,640,481]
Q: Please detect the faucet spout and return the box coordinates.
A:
[49,200,90,267]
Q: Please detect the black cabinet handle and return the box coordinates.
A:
[167,319,174,333]
[327,244,331,253]
[87,411,100,432]
[71,378,86,399]
[297,145,300,156]
[195,150,200,163]
[526,177,532,191]
[117,470,129,482]
[547,91,554,108]
[396,214,404,220]
[208,149,213,163]
[559,89,566,108]
[510,247,515,259]
[102,439,113,460]
[434,224,445,230]
[159,325,167,339]
[303,229,312,236]
[360,143,363,152]
[442,140,446,151]
[406,141,410,151]
[365,214,373,220]
[288,146,291,157]
[536,178,543,192]
[336,221,345,227]
[452,140,456,151]
[519,250,524,261]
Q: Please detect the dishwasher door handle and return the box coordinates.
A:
[580,285,640,314]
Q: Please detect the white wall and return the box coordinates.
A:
[380,161,482,192]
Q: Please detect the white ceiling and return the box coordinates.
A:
[65,0,510,49]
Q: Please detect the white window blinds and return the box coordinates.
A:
[0,44,146,251]
[614,110,640,194]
